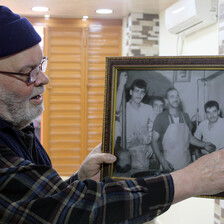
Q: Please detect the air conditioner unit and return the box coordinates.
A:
[165,0,218,35]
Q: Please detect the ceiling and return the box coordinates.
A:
[0,0,178,19]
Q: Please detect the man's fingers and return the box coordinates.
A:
[92,153,117,164]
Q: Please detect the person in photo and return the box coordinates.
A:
[152,88,216,172]
[115,72,154,172]
[194,100,224,154]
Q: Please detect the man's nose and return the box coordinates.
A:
[34,71,50,86]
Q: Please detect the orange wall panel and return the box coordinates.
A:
[30,18,121,176]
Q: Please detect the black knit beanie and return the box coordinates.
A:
[0,6,41,57]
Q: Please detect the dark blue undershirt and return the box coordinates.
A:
[0,117,52,166]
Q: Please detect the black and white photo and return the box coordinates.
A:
[102,56,224,199]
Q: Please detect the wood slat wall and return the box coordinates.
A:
[87,24,122,153]
[47,27,84,175]
[29,18,122,176]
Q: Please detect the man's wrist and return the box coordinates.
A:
[171,166,197,204]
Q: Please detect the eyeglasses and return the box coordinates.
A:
[0,57,48,84]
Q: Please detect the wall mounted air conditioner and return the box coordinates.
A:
[165,0,218,35]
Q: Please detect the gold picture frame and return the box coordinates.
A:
[101,56,224,199]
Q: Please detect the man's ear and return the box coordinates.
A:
[218,109,221,116]
[130,89,133,96]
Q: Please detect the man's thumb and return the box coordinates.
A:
[97,153,117,164]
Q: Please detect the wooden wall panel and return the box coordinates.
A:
[87,24,122,152]
[30,18,122,176]
[46,27,84,175]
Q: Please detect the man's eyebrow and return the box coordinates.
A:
[17,65,35,73]
[17,57,44,73]
[18,60,43,73]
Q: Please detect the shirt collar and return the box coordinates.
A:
[0,116,33,132]
[0,116,14,130]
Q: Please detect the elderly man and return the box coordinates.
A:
[1,5,224,224]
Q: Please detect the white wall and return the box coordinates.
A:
[156,198,214,224]
[159,11,219,56]
[155,10,219,224]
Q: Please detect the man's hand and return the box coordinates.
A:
[78,143,117,181]
[171,148,224,204]
[204,142,216,153]
[161,160,174,172]
[119,72,128,87]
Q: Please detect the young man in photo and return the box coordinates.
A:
[151,96,165,122]
[194,100,224,153]
[148,96,165,169]
[115,72,154,171]
[152,88,216,172]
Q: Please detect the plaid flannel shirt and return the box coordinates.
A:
[0,145,174,224]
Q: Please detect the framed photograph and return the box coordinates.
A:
[174,70,191,82]
[101,56,224,199]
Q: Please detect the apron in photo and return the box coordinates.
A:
[162,113,191,170]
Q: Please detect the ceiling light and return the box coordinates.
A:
[83,16,88,19]
[96,9,113,14]
[32,7,49,12]
[44,15,50,19]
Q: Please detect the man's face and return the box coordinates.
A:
[130,86,146,104]
[166,89,180,109]
[0,44,49,129]
[206,106,220,123]
[152,100,164,115]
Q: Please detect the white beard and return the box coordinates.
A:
[0,86,45,129]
